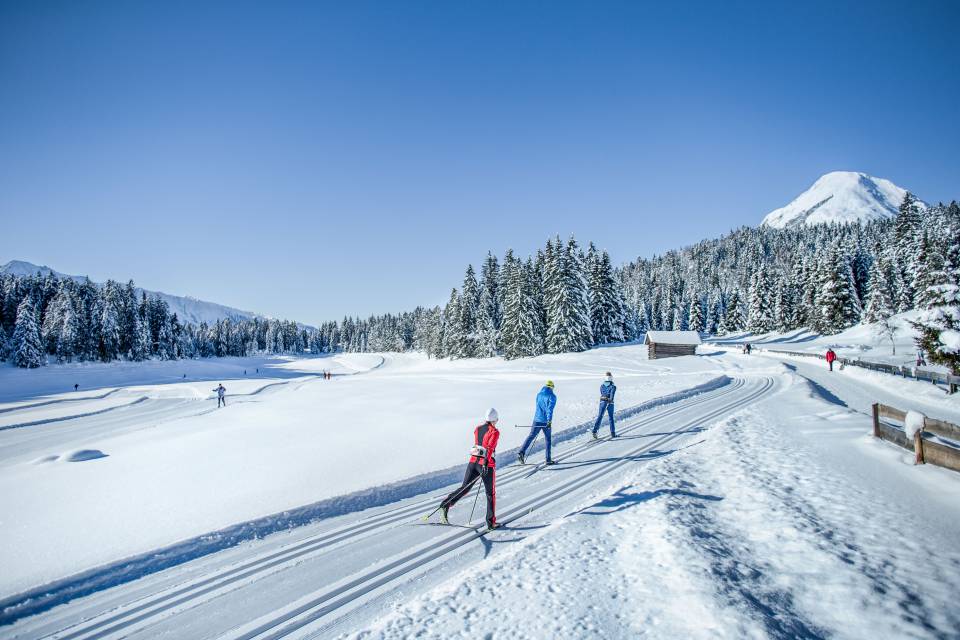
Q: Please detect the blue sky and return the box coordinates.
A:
[1,1,958,322]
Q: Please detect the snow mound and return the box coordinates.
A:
[32,455,60,464]
[62,449,108,462]
[904,411,925,440]
[761,171,925,229]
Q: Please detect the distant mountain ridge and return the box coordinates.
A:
[761,171,926,229]
[1,260,260,326]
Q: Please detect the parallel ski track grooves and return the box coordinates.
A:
[46,379,755,640]
[230,377,774,640]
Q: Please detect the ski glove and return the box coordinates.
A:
[547,421,552,428]
[480,464,488,477]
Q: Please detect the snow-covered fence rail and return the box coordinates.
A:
[871,403,960,472]
[743,346,960,394]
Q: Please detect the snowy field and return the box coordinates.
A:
[2,345,960,639]
[0,345,721,599]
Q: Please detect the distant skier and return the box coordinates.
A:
[825,348,837,372]
[745,343,752,355]
[916,350,927,367]
[592,372,617,439]
[518,381,557,465]
[74,383,79,392]
[437,408,501,530]
[214,384,226,407]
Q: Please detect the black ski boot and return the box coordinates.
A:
[486,522,501,532]
[545,459,557,465]
[440,505,449,525]
[591,431,599,440]
[518,451,526,465]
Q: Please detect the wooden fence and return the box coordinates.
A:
[872,403,960,472]
[729,344,960,394]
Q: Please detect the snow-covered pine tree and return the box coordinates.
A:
[747,270,774,333]
[723,291,745,334]
[688,295,705,333]
[454,265,480,358]
[442,288,464,358]
[815,243,862,334]
[12,298,44,368]
[476,253,501,357]
[546,236,593,353]
[772,277,794,333]
[56,304,80,363]
[587,245,623,345]
[912,233,943,309]
[863,258,895,324]
[911,232,960,375]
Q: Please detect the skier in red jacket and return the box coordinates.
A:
[825,348,837,371]
[438,408,501,530]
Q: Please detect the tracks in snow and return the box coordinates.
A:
[16,376,775,640]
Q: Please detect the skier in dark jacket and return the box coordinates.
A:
[592,372,617,439]
[214,384,226,407]
[518,381,557,465]
[438,408,501,530]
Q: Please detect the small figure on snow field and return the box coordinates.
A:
[214,383,226,407]
[592,372,617,439]
[916,350,927,367]
[825,348,837,372]
[518,380,557,465]
[73,383,78,392]
[437,408,501,530]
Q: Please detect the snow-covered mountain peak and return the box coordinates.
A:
[761,171,924,229]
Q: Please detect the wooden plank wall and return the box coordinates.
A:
[648,343,697,360]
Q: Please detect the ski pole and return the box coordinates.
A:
[468,474,483,524]
[422,474,482,521]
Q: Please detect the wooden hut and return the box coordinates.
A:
[644,331,701,359]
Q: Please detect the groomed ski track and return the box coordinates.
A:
[7,375,777,640]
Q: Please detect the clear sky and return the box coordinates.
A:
[1,1,958,323]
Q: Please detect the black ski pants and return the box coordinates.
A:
[441,462,496,527]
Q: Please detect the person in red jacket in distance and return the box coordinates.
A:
[825,348,837,371]
[439,408,501,531]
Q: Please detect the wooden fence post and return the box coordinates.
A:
[872,403,880,438]
[914,420,925,465]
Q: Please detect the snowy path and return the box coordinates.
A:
[3,376,775,639]
[349,371,960,640]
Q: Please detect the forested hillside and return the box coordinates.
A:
[3,195,958,373]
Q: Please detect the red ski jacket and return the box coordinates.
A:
[825,350,837,363]
[469,421,500,468]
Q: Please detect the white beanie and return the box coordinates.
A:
[485,408,499,423]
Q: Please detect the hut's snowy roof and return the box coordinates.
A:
[643,331,702,346]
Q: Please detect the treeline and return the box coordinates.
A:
[0,277,315,368]
[622,194,960,338]
[4,195,958,373]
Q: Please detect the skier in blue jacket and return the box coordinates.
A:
[592,372,617,439]
[518,381,557,465]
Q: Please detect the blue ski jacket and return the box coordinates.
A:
[533,386,557,425]
[599,381,616,404]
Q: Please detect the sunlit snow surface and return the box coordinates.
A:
[1,344,959,639]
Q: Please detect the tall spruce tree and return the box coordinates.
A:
[12,298,44,368]
[747,270,775,333]
[911,231,960,375]
[546,236,593,353]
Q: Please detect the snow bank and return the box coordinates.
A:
[904,411,925,440]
